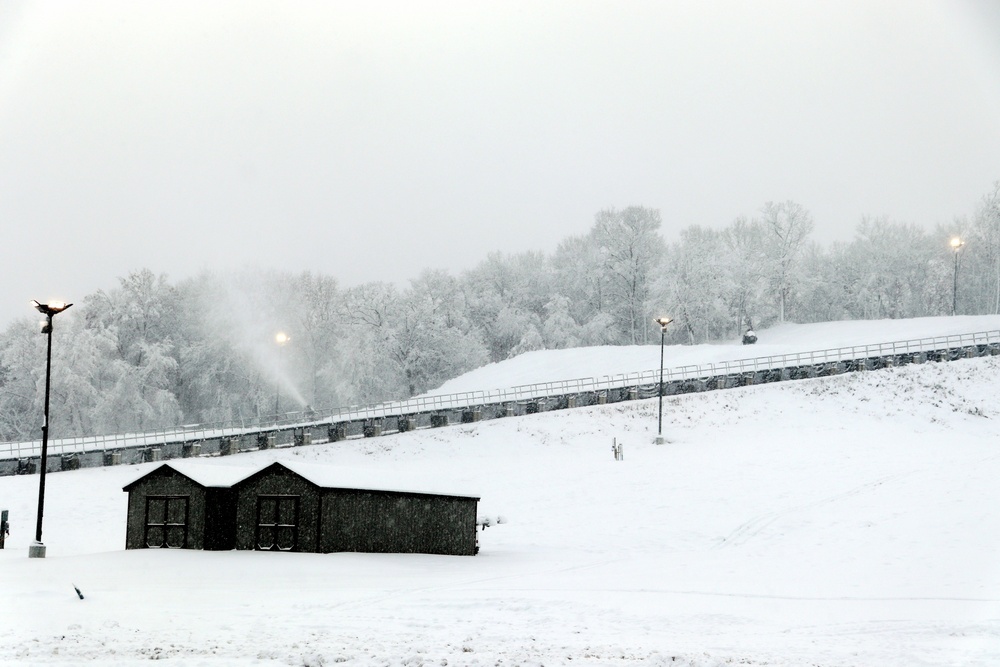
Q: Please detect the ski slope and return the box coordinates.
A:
[429,314,1000,394]
[1,315,999,666]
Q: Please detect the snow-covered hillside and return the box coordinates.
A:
[2,316,999,666]
[429,314,1000,394]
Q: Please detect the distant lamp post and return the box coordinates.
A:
[950,237,964,316]
[29,299,73,559]
[274,332,289,419]
[653,317,673,445]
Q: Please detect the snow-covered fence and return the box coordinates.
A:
[2,328,998,472]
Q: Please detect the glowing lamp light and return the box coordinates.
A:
[31,300,72,316]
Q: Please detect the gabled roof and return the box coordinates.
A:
[236,460,480,500]
[122,461,256,491]
[123,459,478,500]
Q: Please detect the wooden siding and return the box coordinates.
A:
[233,465,321,552]
[124,468,208,550]
[318,489,477,556]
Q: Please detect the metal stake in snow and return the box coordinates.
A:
[653,317,673,445]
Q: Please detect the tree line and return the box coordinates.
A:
[2,182,998,442]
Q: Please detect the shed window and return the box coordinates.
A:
[145,496,189,548]
[256,495,299,551]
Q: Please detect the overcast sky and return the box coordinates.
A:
[1,0,999,328]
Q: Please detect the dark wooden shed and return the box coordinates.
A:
[123,460,479,556]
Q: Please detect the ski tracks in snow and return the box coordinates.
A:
[714,469,920,549]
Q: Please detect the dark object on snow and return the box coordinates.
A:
[0,509,8,549]
[742,329,757,345]
[73,584,84,600]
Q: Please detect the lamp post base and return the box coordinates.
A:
[28,541,46,558]
[654,435,666,445]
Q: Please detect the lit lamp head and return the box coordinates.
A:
[32,300,72,316]
[950,237,964,252]
[275,332,290,346]
[653,317,673,331]
[31,300,72,333]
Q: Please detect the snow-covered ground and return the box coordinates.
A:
[2,315,999,666]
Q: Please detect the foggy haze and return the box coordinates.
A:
[1,0,998,327]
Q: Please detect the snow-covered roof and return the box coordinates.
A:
[261,460,479,499]
[123,460,478,499]
[123,461,257,490]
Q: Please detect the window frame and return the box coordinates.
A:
[255,494,300,552]
[144,495,190,549]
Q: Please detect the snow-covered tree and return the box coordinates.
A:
[759,201,814,322]
[841,217,936,319]
[589,206,665,344]
[388,273,488,396]
[967,182,1000,313]
[550,235,607,329]
[720,216,769,335]
[659,226,729,343]
[462,252,547,361]
[81,269,182,432]
[285,271,343,409]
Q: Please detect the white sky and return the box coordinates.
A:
[1,0,999,328]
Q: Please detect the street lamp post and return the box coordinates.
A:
[29,299,72,559]
[950,237,964,316]
[653,317,673,445]
[274,332,289,419]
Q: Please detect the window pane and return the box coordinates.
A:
[259,498,276,524]
[148,498,165,523]
[257,526,275,550]
[166,498,186,524]
[166,525,186,549]
[146,526,165,548]
[277,498,296,525]
[276,526,295,551]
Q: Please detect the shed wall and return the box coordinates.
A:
[234,467,320,552]
[319,490,477,556]
[125,472,208,550]
[203,488,237,550]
